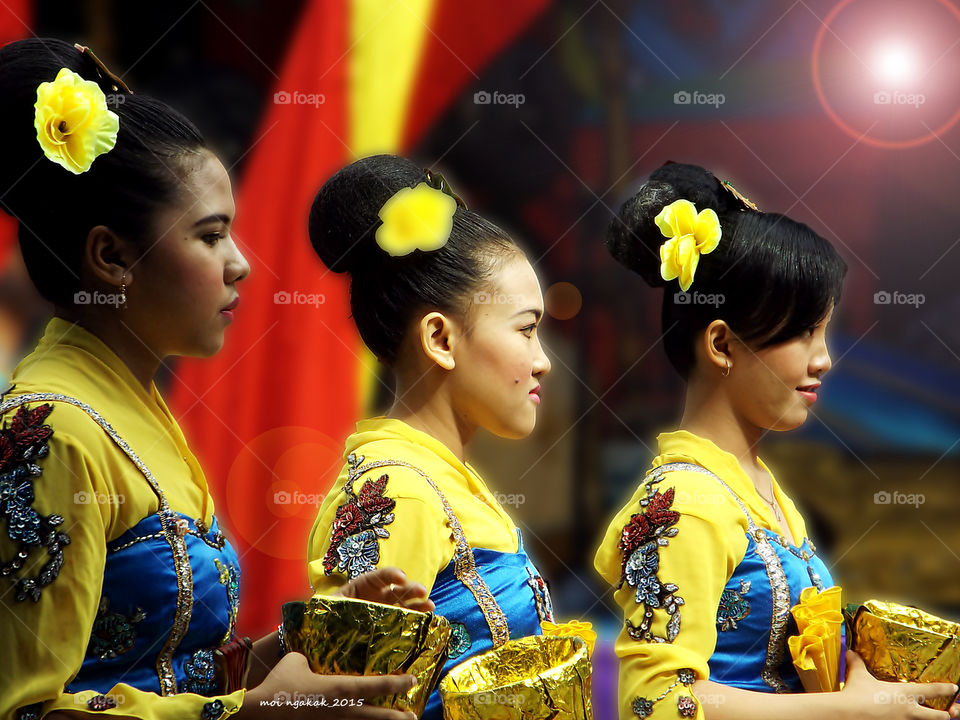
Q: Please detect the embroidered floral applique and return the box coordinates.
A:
[323,457,397,580]
[179,648,218,695]
[215,558,240,644]
[618,475,683,642]
[87,596,146,660]
[526,567,554,622]
[0,402,71,602]
[449,621,472,659]
[632,668,698,718]
[716,579,751,631]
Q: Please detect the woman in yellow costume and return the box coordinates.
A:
[594,162,960,720]
[0,38,426,720]
[306,155,554,720]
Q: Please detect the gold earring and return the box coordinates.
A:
[721,360,731,377]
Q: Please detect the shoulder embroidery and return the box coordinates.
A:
[323,456,396,579]
[618,474,684,643]
[0,402,71,602]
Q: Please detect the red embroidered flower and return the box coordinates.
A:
[646,487,680,529]
[331,503,363,538]
[322,473,397,577]
[9,404,53,447]
[357,474,393,514]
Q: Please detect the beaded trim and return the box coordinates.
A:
[654,462,794,693]
[346,453,510,647]
[0,393,193,695]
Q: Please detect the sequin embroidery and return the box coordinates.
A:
[88,596,146,660]
[0,402,70,602]
[323,463,396,579]
[716,579,751,631]
[619,469,683,643]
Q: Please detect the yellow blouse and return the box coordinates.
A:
[0,318,243,719]
[308,417,519,595]
[593,430,809,720]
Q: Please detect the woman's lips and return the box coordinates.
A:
[529,385,541,405]
[797,382,820,403]
[220,296,239,320]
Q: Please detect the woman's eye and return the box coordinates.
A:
[203,232,223,245]
[521,324,536,337]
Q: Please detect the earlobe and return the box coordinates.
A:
[704,319,733,374]
[419,312,456,371]
[85,225,132,288]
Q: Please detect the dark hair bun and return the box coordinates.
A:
[606,162,739,288]
[308,155,518,364]
[308,154,426,274]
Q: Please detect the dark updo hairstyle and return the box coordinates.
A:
[608,162,846,378]
[309,155,521,365]
[0,38,208,305]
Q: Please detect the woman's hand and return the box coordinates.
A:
[240,651,418,719]
[837,651,959,719]
[335,567,435,613]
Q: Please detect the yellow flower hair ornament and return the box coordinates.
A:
[34,67,120,175]
[655,198,722,292]
[375,180,459,258]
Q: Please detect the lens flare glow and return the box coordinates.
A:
[873,43,919,83]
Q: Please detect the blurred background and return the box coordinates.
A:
[3,0,960,713]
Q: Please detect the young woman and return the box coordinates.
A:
[0,39,427,720]
[306,155,554,719]
[593,162,960,720]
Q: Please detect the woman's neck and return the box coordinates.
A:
[54,308,161,391]
[386,372,474,462]
[678,385,766,480]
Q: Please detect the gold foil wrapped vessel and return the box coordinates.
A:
[848,599,960,711]
[282,595,451,715]
[440,635,593,720]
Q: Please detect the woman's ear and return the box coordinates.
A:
[84,225,134,287]
[702,319,734,374]
[418,311,459,370]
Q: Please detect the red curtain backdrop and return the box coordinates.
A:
[0,0,32,266]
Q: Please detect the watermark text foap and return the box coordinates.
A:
[74,290,123,308]
[273,490,325,506]
[874,490,925,508]
[873,90,925,107]
[74,490,125,505]
[473,90,525,108]
[873,290,924,307]
[674,90,725,108]
[674,291,725,308]
[274,90,326,108]
[473,292,528,306]
[274,290,326,308]
[873,691,929,705]
[477,491,526,507]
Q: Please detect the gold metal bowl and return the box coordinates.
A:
[282,595,451,715]
[849,599,960,710]
[440,635,593,720]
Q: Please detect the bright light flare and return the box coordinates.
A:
[873,42,920,83]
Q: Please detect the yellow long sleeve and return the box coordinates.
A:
[595,467,750,719]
